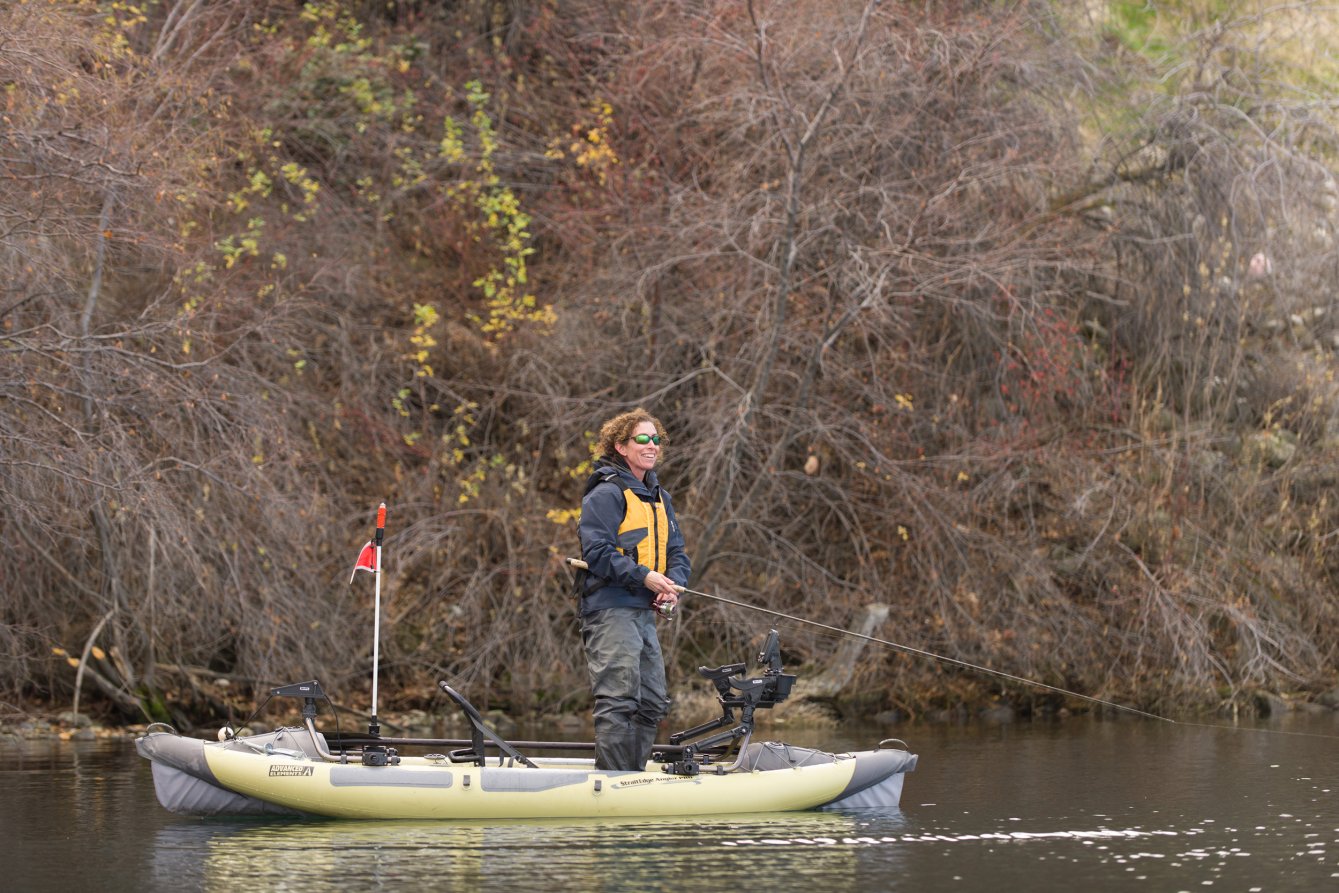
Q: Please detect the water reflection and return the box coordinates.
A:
[6,713,1339,892]
[150,810,909,892]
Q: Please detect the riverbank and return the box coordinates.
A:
[8,681,1339,745]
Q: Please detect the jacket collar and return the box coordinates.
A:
[596,455,660,494]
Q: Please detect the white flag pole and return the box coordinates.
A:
[370,502,386,737]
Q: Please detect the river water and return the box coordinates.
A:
[2,712,1337,892]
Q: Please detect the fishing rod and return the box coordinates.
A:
[565,559,1339,739]
[565,557,1169,722]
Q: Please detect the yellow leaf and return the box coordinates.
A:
[66,656,81,668]
[91,646,106,660]
[52,646,67,656]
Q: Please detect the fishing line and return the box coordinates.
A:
[674,582,1173,724]
[689,586,1339,740]
[566,559,1339,739]
[694,585,1339,740]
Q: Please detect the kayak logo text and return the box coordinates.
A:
[268,765,315,777]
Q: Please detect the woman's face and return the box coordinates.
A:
[616,421,661,480]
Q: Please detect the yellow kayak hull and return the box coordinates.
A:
[201,749,863,820]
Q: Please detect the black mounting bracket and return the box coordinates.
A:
[663,630,796,776]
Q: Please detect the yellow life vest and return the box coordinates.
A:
[617,486,669,573]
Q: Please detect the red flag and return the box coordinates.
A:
[350,541,377,582]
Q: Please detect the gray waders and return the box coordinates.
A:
[581,606,670,771]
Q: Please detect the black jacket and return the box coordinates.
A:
[577,457,690,614]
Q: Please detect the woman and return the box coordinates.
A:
[577,408,691,770]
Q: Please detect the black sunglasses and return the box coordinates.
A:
[630,434,663,445]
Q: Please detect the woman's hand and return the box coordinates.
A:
[643,571,681,609]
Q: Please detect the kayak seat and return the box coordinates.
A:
[437,681,537,768]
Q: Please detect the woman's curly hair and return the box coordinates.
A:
[596,407,666,458]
